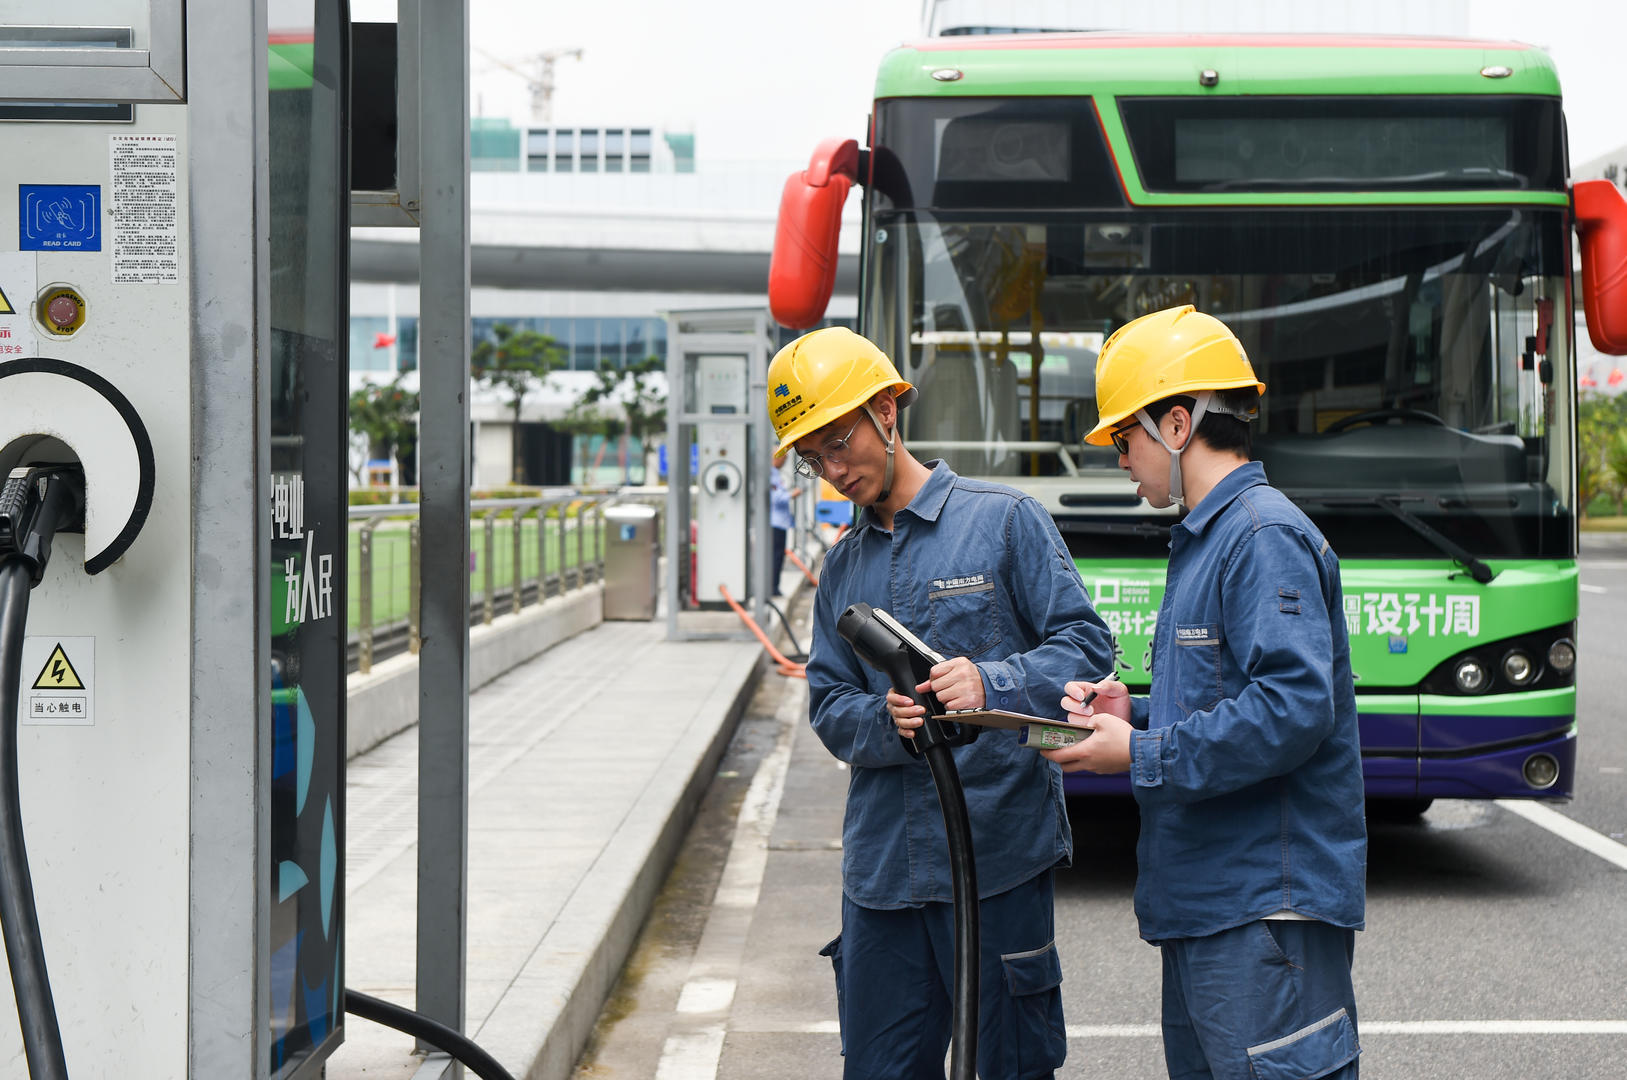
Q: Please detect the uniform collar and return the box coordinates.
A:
[1176,460,1268,538]
[856,460,955,532]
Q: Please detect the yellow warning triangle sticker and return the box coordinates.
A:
[32,644,84,691]
[0,284,13,315]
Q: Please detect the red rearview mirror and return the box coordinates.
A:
[1575,179,1627,355]
[768,137,860,330]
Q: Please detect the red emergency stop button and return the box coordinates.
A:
[47,295,79,328]
[36,285,87,337]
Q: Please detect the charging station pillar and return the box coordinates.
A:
[0,4,349,1077]
[665,308,775,640]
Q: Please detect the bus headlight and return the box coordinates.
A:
[1454,657,1489,694]
[1547,639,1576,674]
[1501,650,1536,687]
[1522,753,1560,790]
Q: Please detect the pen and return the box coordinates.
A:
[1077,670,1120,708]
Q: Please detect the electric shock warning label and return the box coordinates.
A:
[110,135,179,284]
[18,637,94,726]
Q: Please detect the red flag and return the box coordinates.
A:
[373,332,398,349]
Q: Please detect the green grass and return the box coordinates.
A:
[346,518,605,634]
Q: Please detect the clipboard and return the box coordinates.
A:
[930,709,1094,750]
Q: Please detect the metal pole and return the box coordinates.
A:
[415,0,471,1046]
[575,502,586,590]
[536,499,550,600]
[557,500,568,596]
[409,518,422,655]
[483,509,497,625]
[512,507,525,614]
[359,520,379,674]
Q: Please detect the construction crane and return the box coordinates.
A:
[476,47,583,126]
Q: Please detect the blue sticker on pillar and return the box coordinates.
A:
[20,185,102,251]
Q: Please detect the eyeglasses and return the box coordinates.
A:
[1108,419,1140,455]
[794,417,864,478]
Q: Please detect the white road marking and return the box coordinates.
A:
[1580,583,1609,594]
[1064,1021,1627,1038]
[1495,799,1627,872]
[655,681,801,1080]
[654,1026,726,1077]
[740,1020,1627,1038]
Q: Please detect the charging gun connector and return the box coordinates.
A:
[0,466,86,585]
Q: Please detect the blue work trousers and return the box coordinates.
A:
[820,869,1066,1080]
[1159,920,1360,1080]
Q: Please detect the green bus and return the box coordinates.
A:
[769,32,1627,811]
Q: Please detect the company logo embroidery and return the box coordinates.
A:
[1175,623,1219,644]
[931,574,987,591]
[774,383,790,398]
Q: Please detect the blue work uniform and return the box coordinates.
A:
[808,461,1115,1079]
[1127,461,1366,1080]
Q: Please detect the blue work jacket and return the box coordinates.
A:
[1128,462,1367,941]
[808,461,1115,908]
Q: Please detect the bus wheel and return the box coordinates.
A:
[1366,798,1434,823]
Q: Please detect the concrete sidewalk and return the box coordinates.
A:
[326,611,773,1079]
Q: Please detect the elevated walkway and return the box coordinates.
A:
[326,562,814,1079]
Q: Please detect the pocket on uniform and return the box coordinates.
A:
[929,574,1001,657]
[818,935,846,1056]
[1173,622,1223,714]
[1246,1007,1360,1080]
[1001,941,1067,1075]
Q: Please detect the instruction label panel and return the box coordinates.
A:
[19,185,101,251]
[18,637,94,726]
[110,135,179,284]
[0,251,35,358]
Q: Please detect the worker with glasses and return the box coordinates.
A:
[768,326,1114,1079]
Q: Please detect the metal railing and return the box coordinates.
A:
[346,489,662,674]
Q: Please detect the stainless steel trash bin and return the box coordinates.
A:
[602,503,660,620]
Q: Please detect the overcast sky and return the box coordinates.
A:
[350,0,1627,167]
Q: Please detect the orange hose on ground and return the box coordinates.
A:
[786,548,819,587]
[719,585,806,678]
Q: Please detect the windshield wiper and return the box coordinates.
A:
[1055,519,1172,541]
[1201,168,1527,193]
[1289,493,1496,584]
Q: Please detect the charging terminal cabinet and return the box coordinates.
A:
[665,309,775,639]
[0,3,351,1076]
[695,353,749,600]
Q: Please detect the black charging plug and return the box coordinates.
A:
[0,466,87,586]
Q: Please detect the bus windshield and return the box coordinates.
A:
[865,207,1574,560]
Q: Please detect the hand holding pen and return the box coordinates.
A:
[1049,670,1133,774]
[1059,670,1128,723]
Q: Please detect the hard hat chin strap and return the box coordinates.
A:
[862,403,897,504]
[1135,391,1213,510]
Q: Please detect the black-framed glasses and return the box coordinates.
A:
[1108,419,1140,455]
[794,416,865,478]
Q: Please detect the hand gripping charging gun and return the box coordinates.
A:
[835,602,979,1080]
[0,464,86,1080]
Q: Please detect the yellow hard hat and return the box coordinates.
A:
[1084,306,1266,446]
[767,327,916,455]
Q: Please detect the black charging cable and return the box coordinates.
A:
[0,465,86,1080]
[763,598,807,661]
[344,990,517,1080]
[836,602,978,1080]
